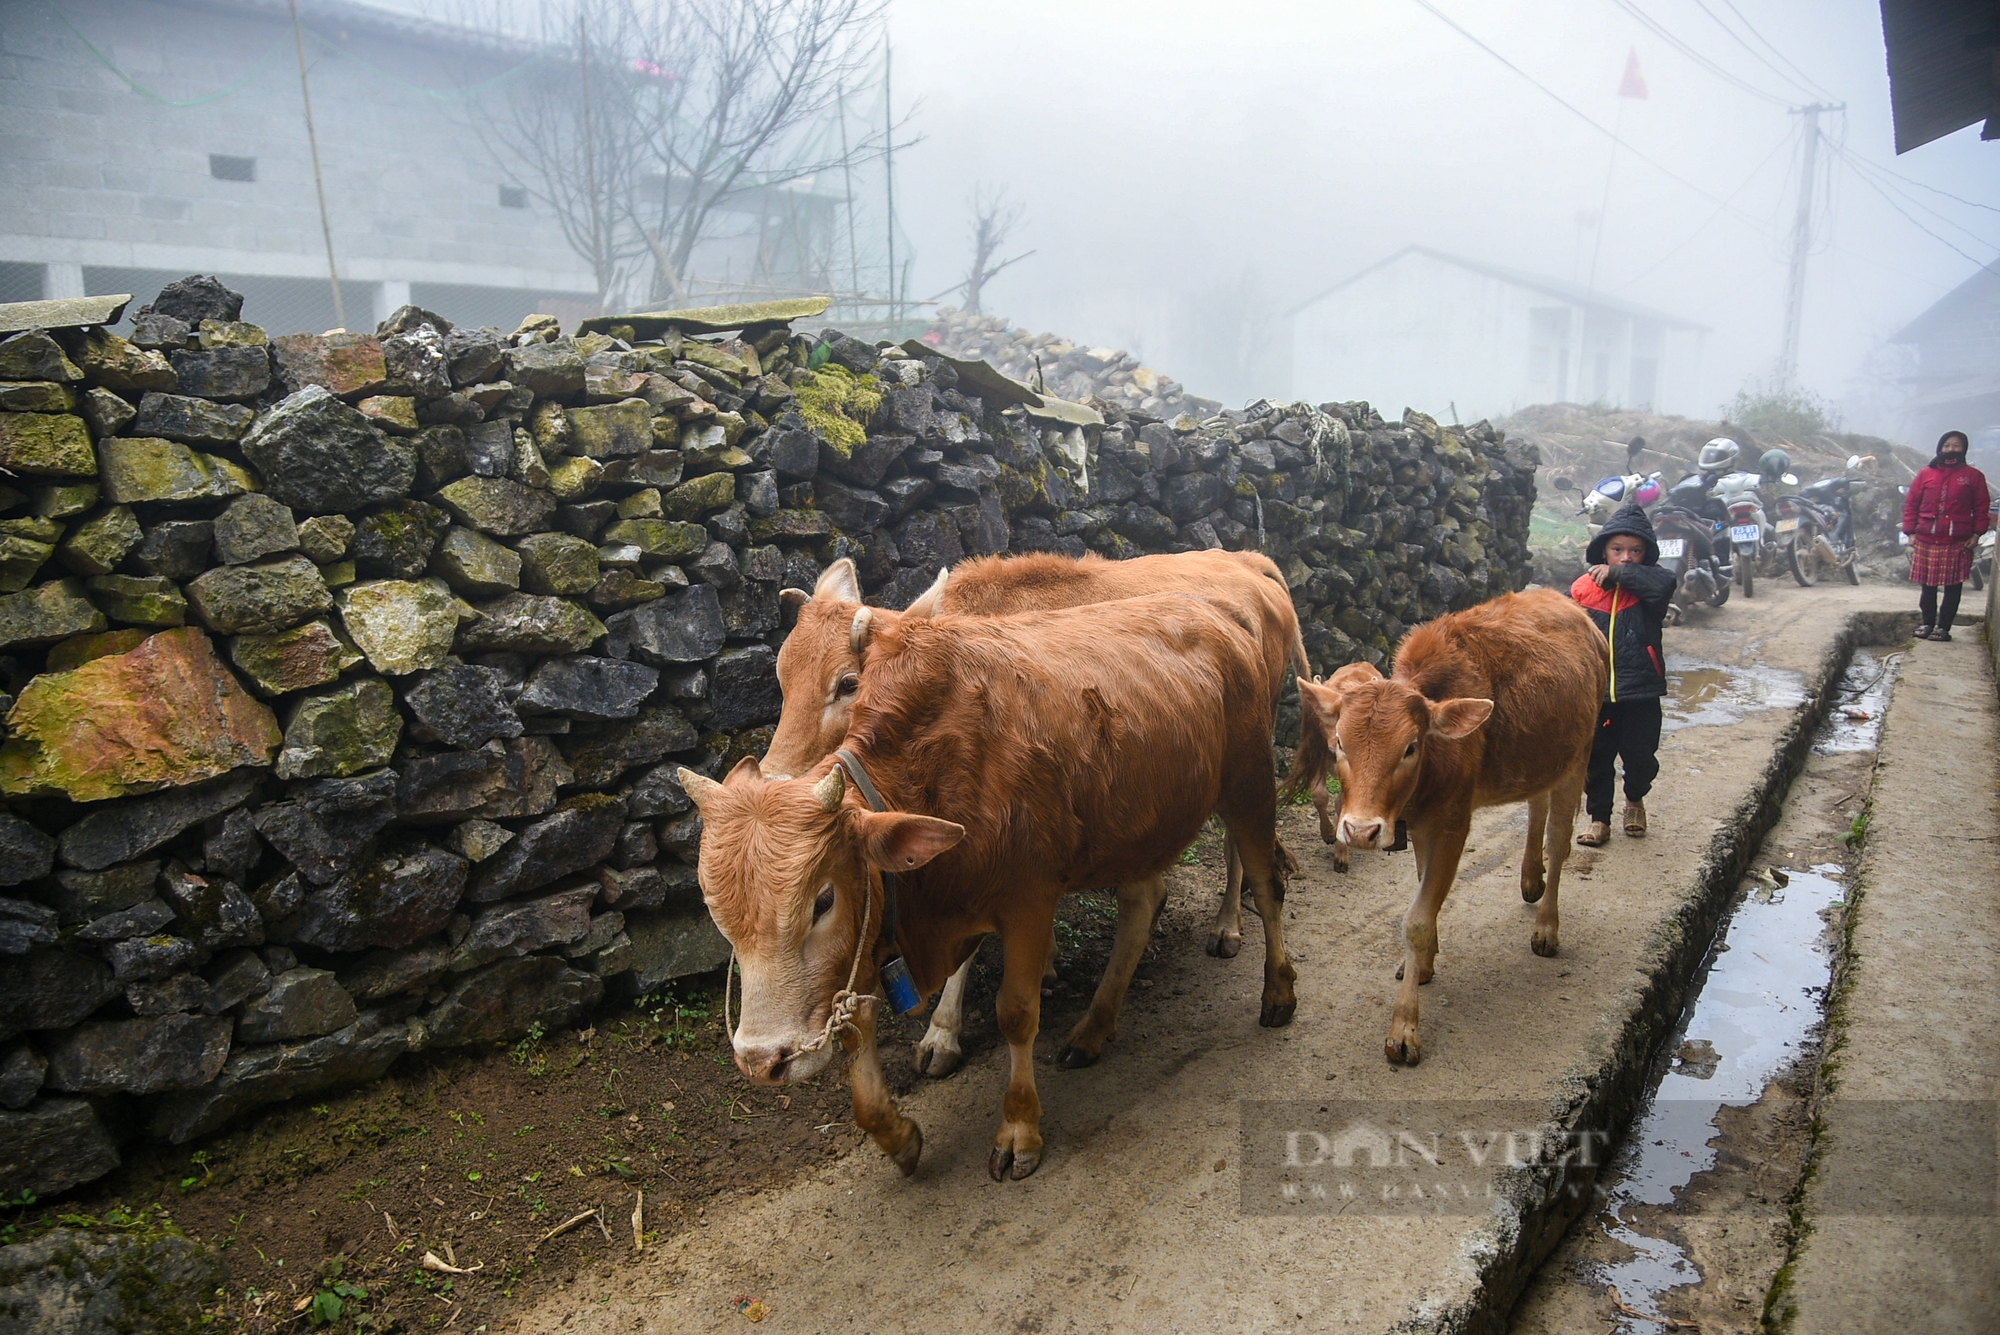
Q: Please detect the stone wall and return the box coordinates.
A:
[0,277,1535,1201]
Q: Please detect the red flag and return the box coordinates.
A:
[1619,47,1648,98]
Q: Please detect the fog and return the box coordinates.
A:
[886,0,1996,433]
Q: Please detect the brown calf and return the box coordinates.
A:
[683,593,1294,1181]
[1293,588,1605,1065]
[762,549,1311,1075]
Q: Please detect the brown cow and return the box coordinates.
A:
[762,549,1312,1075]
[1292,588,1605,1065]
[681,593,1294,1180]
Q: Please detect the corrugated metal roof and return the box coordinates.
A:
[1285,245,1709,330]
[1890,259,2000,343]
[1880,0,1997,154]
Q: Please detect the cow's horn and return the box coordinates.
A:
[814,765,846,812]
[677,767,722,808]
[849,606,873,654]
[779,587,810,608]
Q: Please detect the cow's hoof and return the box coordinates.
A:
[913,1033,964,1078]
[1385,1035,1422,1065]
[1531,929,1560,957]
[1521,876,1545,904]
[1393,963,1436,984]
[1259,1001,1296,1027]
[891,1125,923,1177]
[989,1146,1042,1181]
[1333,857,1350,875]
[1206,932,1241,959]
[1057,1043,1099,1069]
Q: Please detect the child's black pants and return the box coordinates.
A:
[1586,698,1662,821]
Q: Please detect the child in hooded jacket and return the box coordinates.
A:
[1570,502,1677,846]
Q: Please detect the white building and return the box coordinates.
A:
[1285,246,1708,422]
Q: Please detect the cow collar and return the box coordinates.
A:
[833,748,900,950]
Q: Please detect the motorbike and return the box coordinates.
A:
[1708,469,1795,598]
[1773,455,1869,588]
[1574,470,1664,534]
[1652,504,1731,622]
[1975,529,1995,592]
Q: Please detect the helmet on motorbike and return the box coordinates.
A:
[1758,448,1792,483]
[1698,438,1740,472]
[1632,476,1664,507]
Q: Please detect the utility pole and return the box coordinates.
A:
[1778,102,1841,387]
[288,0,343,331]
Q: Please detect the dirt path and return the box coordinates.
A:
[497,582,1904,1335]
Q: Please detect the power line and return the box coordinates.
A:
[1613,124,1796,289]
[1832,149,1998,268]
[1696,0,1837,103]
[1831,143,2000,254]
[1602,0,1793,106]
[1851,156,2000,217]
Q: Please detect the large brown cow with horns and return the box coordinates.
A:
[681,592,1294,1181]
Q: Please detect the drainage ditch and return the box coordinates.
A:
[1510,648,1900,1334]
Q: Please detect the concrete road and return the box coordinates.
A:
[509,582,1906,1335]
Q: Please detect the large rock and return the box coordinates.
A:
[241,386,415,513]
[210,494,298,565]
[56,770,261,870]
[42,1012,231,1094]
[420,954,602,1048]
[599,517,707,559]
[471,795,626,902]
[73,899,173,945]
[296,514,353,564]
[601,585,724,664]
[156,867,261,951]
[395,737,568,821]
[503,342,585,398]
[271,842,468,953]
[0,1044,47,1108]
[128,519,214,580]
[0,412,95,477]
[0,899,57,955]
[144,274,242,323]
[252,770,399,885]
[516,531,599,595]
[40,862,158,924]
[432,526,522,596]
[270,331,387,398]
[0,331,83,382]
[131,391,255,445]
[0,578,105,649]
[275,678,401,780]
[564,400,652,457]
[456,593,604,654]
[349,500,449,579]
[340,941,451,1003]
[168,344,272,400]
[146,1011,410,1144]
[658,470,738,520]
[227,618,362,696]
[0,627,281,802]
[559,705,698,787]
[336,578,458,675]
[404,665,522,747]
[186,555,331,634]
[434,476,557,536]
[95,437,252,504]
[0,1103,121,1200]
[233,967,357,1043]
[517,656,659,720]
[73,329,176,393]
[707,645,780,730]
[451,886,596,971]
[85,574,187,627]
[55,506,142,577]
[43,629,148,673]
[0,815,56,886]
[623,905,731,994]
[0,951,121,1041]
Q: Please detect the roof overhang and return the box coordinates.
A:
[1881,0,2000,153]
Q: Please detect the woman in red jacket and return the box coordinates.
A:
[1902,430,1992,641]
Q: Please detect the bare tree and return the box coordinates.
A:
[471,0,902,313]
[960,184,1031,315]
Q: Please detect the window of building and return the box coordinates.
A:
[499,185,528,209]
[209,155,256,182]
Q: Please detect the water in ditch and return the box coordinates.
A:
[1514,648,1898,1334]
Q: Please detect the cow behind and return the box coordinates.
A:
[1295,588,1605,1065]
[684,593,1295,1181]
[762,549,1313,1076]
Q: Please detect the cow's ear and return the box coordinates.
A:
[814,557,861,603]
[854,811,965,872]
[723,754,764,787]
[902,566,950,619]
[1296,676,1339,722]
[1428,697,1494,739]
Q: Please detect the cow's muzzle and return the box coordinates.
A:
[1340,815,1388,850]
[733,1039,833,1086]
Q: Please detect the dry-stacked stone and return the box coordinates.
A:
[0,277,1533,1199]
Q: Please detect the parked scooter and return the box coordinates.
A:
[1575,470,1665,533]
[1652,503,1731,622]
[1774,454,1870,588]
[1709,467,1787,598]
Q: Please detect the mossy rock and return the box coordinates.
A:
[792,365,882,458]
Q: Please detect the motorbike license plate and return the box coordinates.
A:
[1730,524,1760,543]
[1657,538,1685,559]
[1775,517,1799,533]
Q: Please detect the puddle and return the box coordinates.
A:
[1660,654,1808,733]
[1568,649,1898,1331]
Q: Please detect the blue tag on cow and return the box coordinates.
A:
[880,957,921,1014]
